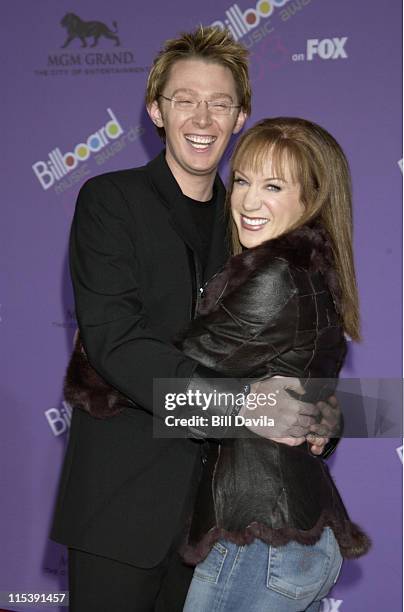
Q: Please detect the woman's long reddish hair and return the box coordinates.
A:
[227,117,360,341]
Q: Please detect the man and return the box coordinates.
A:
[51,26,337,611]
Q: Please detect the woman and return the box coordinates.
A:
[175,117,370,612]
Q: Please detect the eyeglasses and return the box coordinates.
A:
[158,94,241,116]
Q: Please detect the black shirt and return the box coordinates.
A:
[183,190,217,276]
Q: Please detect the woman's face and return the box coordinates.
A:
[231,157,304,249]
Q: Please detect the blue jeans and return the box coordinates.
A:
[183,527,343,612]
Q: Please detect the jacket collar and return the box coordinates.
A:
[251,222,335,274]
[200,222,341,316]
[146,150,229,278]
[233,222,341,307]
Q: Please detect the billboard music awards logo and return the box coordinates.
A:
[34,12,149,77]
[211,0,287,39]
[210,0,295,49]
[210,0,313,55]
[292,36,348,62]
[320,599,343,611]
[45,401,72,437]
[32,108,145,194]
[44,552,68,577]
[52,307,77,329]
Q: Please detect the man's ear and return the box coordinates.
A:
[147,100,164,128]
[232,110,248,135]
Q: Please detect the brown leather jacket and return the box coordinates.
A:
[175,223,370,563]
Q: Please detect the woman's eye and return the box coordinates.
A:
[267,184,281,192]
[234,177,247,185]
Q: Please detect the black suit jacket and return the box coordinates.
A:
[50,151,231,567]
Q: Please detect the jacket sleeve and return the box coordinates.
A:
[69,176,243,429]
[178,258,299,377]
[179,262,343,459]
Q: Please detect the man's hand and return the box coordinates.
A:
[309,395,341,437]
[307,395,341,455]
[240,377,319,442]
[306,433,329,455]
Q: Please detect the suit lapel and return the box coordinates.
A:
[204,177,229,282]
[146,151,203,257]
[146,150,230,280]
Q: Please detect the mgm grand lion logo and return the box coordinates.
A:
[60,13,121,48]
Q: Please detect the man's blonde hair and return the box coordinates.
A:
[146,25,251,139]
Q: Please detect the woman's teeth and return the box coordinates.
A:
[241,215,269,229]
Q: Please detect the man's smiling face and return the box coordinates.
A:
[148,58,247,183]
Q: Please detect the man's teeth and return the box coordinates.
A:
[185,135,216,148]
[242,216,269,226]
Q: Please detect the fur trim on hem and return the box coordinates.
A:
[180,512,371,566]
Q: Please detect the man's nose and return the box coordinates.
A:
[192,101,213,127]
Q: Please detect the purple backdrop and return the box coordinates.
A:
[1,1,402,610]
